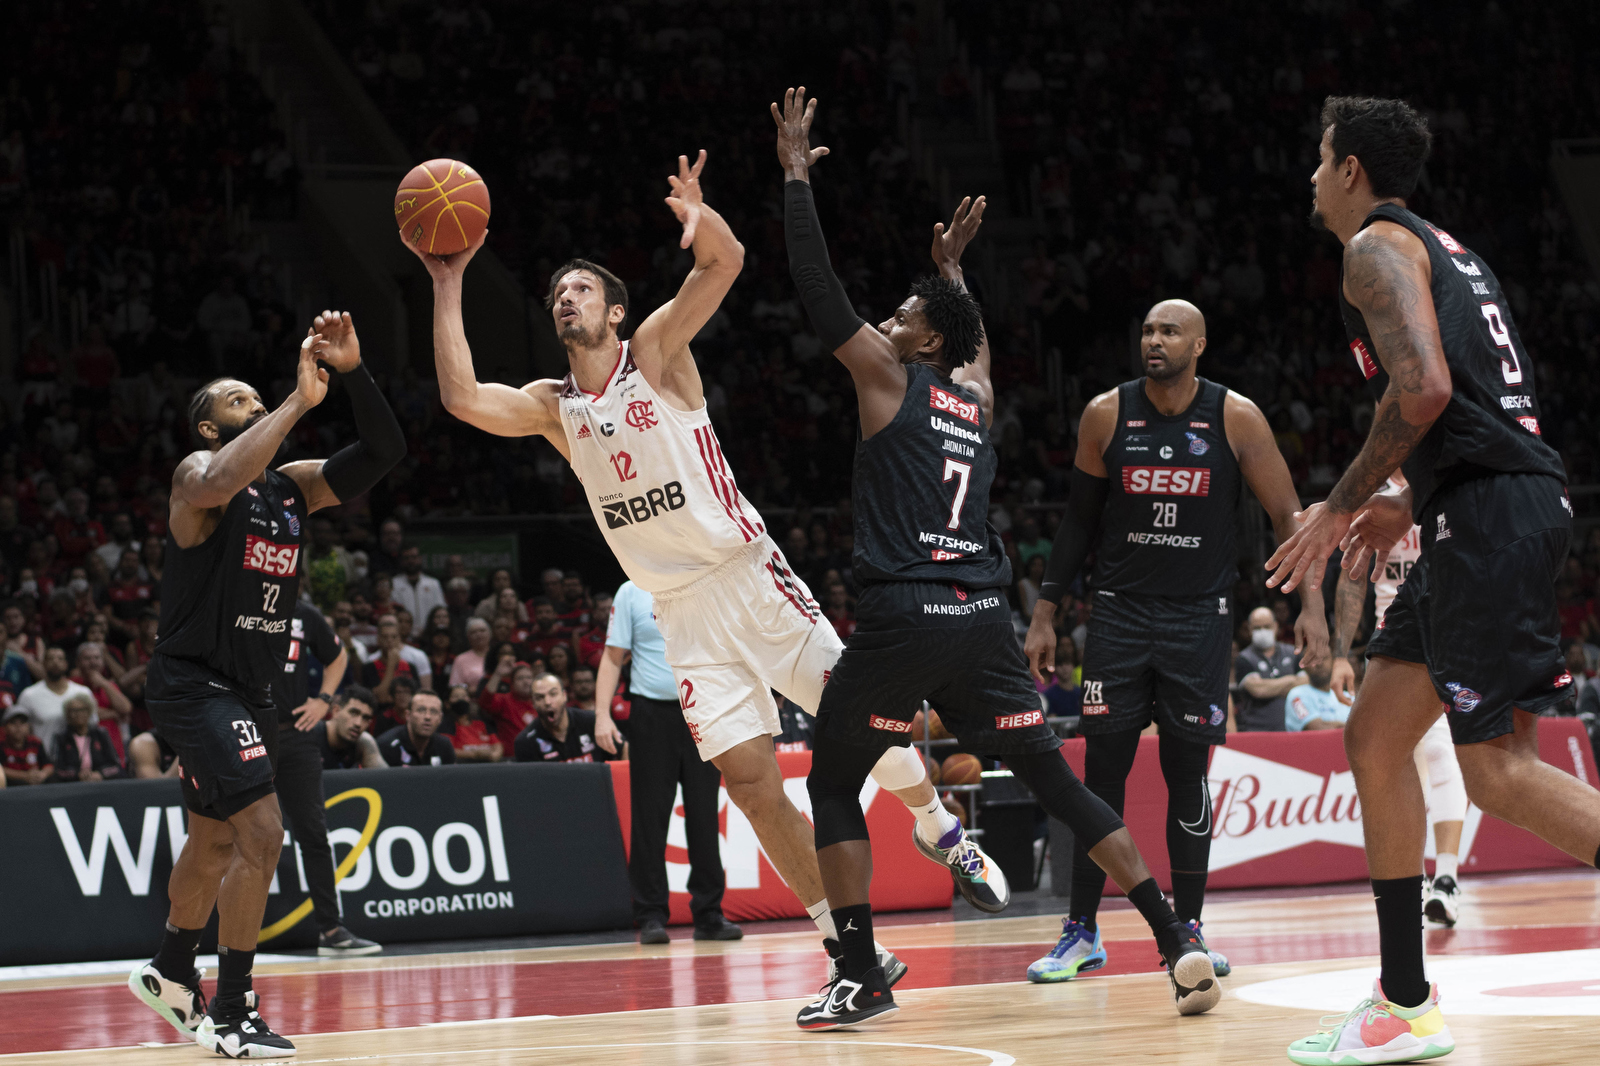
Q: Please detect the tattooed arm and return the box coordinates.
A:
[1329,563,1367,704]
[1265,222,1451,593]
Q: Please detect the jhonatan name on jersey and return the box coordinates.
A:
[1091,377,1241,598]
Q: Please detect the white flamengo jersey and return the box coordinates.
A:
[1374,478,1422,623]
[558,341,767,593]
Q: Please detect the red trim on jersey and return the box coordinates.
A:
[706,427,763,538]
[766,554,819,625]
[694,427,754,542]
[576,342,626,400]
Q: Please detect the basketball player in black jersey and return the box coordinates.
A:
[1264,97,1600,1065]
[775,88,1219,1031]
[128,313,403,1059]
[1022,298,1328,983]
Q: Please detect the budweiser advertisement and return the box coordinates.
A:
[1061,717,1594,893]
[609,751,950,924]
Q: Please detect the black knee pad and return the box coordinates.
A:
[807,729,883,849]
[1008,749,1125,853]
[1158,732,1213,869]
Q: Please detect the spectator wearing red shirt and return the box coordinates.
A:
[524,598,572,660]
[3,706,53,785]
[555,571,592,629]
[104,547,153,642]
[43,590,84,657]
[448,684,502,762]
[71,641,132,767]
[361,616,424,711]
[575,591,613,670]
[52,489,106,566]
[479,660,538,750]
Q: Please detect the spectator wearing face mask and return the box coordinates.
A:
[1232,606,1308,732]
[448,683,502,762]
[1284,660,1348,732]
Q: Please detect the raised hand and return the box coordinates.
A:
[295,332,331,409]
[932,195,987,272]
[770,86,830,180]
[400,227,489,282]
[310,310,361,372]
[665,149,707,250]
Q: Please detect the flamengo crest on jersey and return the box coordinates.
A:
[559,341,766,593]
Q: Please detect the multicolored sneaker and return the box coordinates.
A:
[1186,918,1231,977]
[1287,981,1454,1065]
[1026,918,1107,983]
[913,823,1010,913]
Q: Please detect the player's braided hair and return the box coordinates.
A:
[187,377,235,442]
[1319,96,1432,200]
[546,258,630,330]
[907,275,985,369]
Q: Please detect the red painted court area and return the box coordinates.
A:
[4,923,1598,1054]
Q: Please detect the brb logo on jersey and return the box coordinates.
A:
[929,384,980,425]
[625,400,658,431]
[1185,431,1209,456]
[600,482,687,529]
[243,535,300,576]
[1121,467,1211,495]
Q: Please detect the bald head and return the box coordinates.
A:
[1248,607,1276,629]
[1140,300,1207,383]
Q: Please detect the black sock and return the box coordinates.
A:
[1069,842,1109,932]
[832,903,876,981]
[1372,876,1428,1008]
[1170,870,1208,925]
[1127,877,1186,956]
[153,922,203,983]
[215,946,256,1017]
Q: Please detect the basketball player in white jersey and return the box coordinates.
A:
[405,151,998,972]
[1332,470,1467,925]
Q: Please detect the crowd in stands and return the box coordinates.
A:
[3,1,1600,786]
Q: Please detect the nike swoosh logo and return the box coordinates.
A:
[1178,781,1213,837]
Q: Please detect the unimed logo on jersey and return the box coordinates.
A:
[243,535,300,576]
[929,384,979,425]
[1121,467,1211,495]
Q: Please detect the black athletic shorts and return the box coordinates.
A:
[818,581,1061,756]
[147,655,278,821]
[1368,473,1574,745]
[1079,588,1233,745]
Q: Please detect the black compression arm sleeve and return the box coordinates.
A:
[322,362,406,502]
[1037,466,1110,607]
[784,179,866,351]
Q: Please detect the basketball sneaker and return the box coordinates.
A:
[1025,918,1106,983]
[317,926,382,957]
[1186,919,1231,977]
[826,939,908,987]
[796,962,898,1031]
[912,823,1010,913]
[195,997,296,1059]
[1162,929,1220,1016]
[1424,876,1460,927]
[128,962,207,1037]
[1286,980,1453,1065]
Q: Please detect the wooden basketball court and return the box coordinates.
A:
[4,869,1598,1065]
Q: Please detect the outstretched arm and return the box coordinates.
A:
[1266,223,1450,592]
[773,86,904,435]
[1226,391,1327,668]
[402,230,563,440]
[1330,564,1366,705]
[279,311,406,514]
[936,196,993,420]
[630,151,745,368]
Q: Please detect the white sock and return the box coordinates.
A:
[807,898,836,940]
[1435,853,1458,881]
[912,794,961,846]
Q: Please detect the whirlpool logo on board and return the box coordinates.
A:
[45,788,516,941]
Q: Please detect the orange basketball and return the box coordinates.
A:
[911,710,926,741]
[941,753,982,786]
[927,709,951,741]
[395,158,490,255]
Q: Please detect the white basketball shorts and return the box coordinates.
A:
[651,536,842,761]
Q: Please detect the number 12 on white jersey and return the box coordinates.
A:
[943,458,972,531]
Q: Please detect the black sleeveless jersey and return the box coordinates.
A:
[851,363,1011,589]
[154,467,307,694]
[1339,205,1566,518]
[1090,378,1240,598]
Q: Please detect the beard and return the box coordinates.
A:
[559,317,607,349]
[1143,351,1192,382]
[1309,203,1328,232]
[215,411,265,447]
